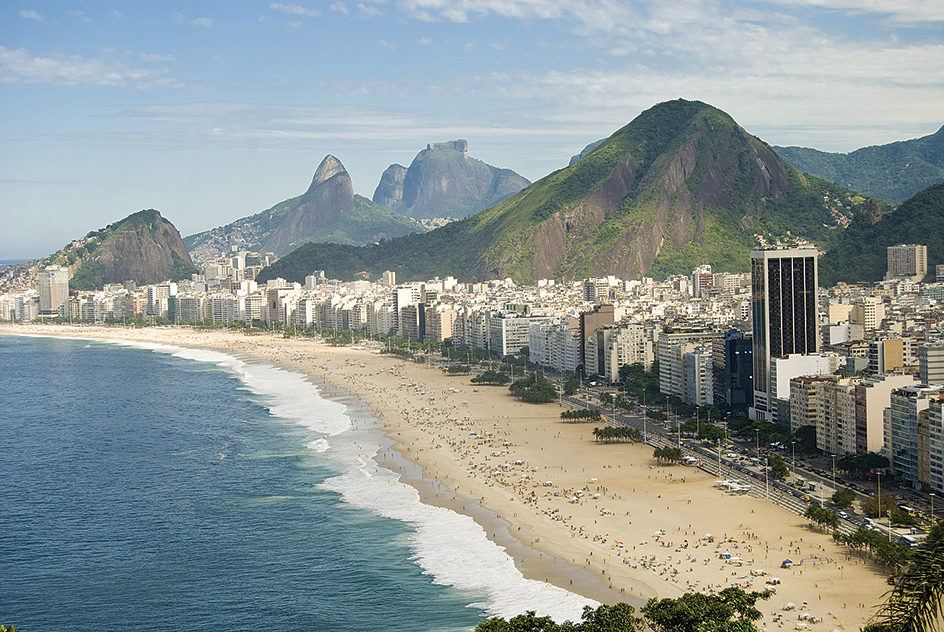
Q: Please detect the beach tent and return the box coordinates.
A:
[783,602,796,611]
[781,559,794,568]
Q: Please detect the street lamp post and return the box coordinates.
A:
[931,493,935,523]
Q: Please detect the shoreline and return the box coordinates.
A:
[3,323,892,628]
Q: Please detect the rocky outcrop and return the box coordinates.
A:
[372,140,530,220]
[263,155,356,253]
[373,164,407,210]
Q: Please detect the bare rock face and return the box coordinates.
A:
[308,154,347,192]
[263,155,356,253]
[373,164,407,211]
[372,140,529,220]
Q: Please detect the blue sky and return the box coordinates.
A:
[1,0,942,259]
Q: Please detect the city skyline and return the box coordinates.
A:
[2,1,943,260]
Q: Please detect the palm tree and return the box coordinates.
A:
[866,521,944,632]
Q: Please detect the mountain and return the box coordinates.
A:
[371,140,531,220]
[48,209,197,291]
[185,155,424,261]
[819,183,944,286]
[774,126,944,203]
[257,99,874,285]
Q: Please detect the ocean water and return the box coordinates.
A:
[0,333,593,631]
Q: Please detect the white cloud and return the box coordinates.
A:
[757,0,944,25]
[378,39,395,49]
[174,13,213,27]
[358,3,383,18]
[284,20,303,28]
[141,53,175,62]
[418,37,432,45]
[19,9,44,21]
[331,2,350,15]
[0,45,184,89]
[269,3,320,17]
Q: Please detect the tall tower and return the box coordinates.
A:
[750,247,819,421]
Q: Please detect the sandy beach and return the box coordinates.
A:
[3,323,893,630]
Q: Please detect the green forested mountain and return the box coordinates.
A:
[775,126,944,203]
[185,155,424,262]
[819,183,944,286]
[48,209,197,290]
[258,99,874,285]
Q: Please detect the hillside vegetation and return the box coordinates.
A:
[775,125,944,203]
[49,209,197,290]
[819,183,944,286]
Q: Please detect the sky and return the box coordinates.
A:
[1,1,942,260]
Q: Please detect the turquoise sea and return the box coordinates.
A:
[0,333,592,630]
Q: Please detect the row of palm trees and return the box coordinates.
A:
[591,426,640,443]
[560,409,602,422]
[652,446,683,464]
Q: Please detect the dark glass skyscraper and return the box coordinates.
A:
[750,247,819,420]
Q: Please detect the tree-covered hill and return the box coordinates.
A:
[819,183,944,286]
[47,209,197,290]
[775,125,944,203]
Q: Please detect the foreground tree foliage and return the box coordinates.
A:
[643,588,771,632]
[865,521,944,632]
[476,603,643,631]
[475,589,771,632]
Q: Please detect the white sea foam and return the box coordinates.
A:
[92,337,597,623]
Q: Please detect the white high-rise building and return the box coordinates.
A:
[38,266,70,316]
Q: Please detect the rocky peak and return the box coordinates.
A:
[426,139,469,156]
[307,155,347,193]
[373,164,407,211]
[372,139,529,220]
